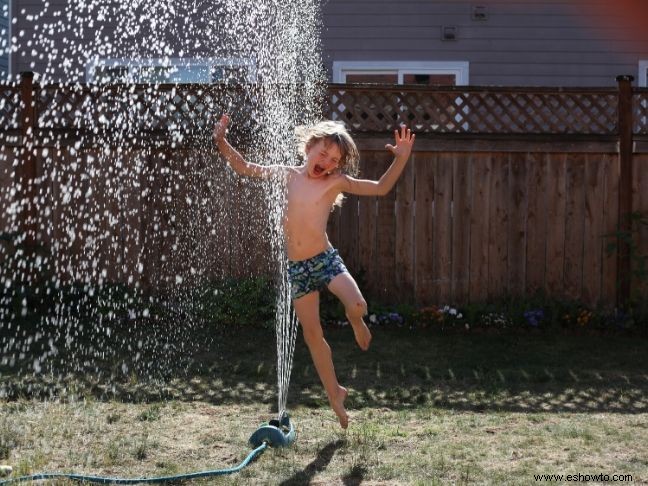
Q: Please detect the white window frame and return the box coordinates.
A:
[639,60,648,87]
[86,57,257,84]
[332,61,469,85]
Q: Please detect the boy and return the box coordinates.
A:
[213,115,415,428]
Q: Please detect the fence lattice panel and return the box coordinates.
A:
[634,91,648,135]
[34,84,260,144]
[4,81,648,140]
[325,85,619,135]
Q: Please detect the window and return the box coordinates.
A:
[331,61,470,131]
[87,58,257,84]
[639,60,648,87]
[0,0,9,80]
[332,61,469,86]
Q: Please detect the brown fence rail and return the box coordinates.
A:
[2,73,648,306]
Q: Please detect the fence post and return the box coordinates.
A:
[616,74,634,306]
[18,71,37,248]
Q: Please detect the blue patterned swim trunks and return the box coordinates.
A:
[288,248,348,300]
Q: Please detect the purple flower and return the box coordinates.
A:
[523,309,544,327]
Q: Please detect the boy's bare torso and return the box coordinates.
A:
[284,166,343,261]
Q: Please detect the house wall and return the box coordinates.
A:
[10,0,319,84]
[9,0,270,83]
[321,0,648,87]
[9,0,648,87]
[0,0,8,79]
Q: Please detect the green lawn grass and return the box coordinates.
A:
[1,326,647,484]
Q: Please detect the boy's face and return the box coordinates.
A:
[305,139,342,179]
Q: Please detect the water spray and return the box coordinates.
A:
[1,0,324,480]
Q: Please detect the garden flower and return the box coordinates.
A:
[482,312,511,328]
[523,309,544,327]
[576,310,592,326]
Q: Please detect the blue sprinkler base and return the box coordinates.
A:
[248,413,296,448]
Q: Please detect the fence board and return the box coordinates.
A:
[601,153,619,304]
[328,205,341,253]
[469,153,491,301]
[545,154,567,296]
[525,152,547,294]
[582,154,605,306]
[488,154,509,298]
[356,152,378,296]
[241,178,264,279]
[229,168,246,279]
[144,151,169,288]
[33,152,48,250]
[451,153,471,304]
[434,153,453,303]
[374,154,396,301]
[564,153,586,300]
[170,149,189,284]
[81,150,102,284]
[414,152,435,303]
[53,149,87,283]
[120,150,145,287]
[209,152,232,280]
[508,153,528,296]
[633,154,648,297]
[339,193,359,274]
[254,180,271,277]
[395,158,415,300]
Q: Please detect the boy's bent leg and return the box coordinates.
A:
[292,291,348,429]
[327,272,372,351]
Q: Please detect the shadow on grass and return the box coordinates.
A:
[341,465,368,486]
[2,326,647,414]
[279,439,345,486]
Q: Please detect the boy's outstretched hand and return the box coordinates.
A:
[213,114,230,146]
[385,124,415,160]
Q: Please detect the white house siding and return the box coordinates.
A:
[321,0,648,87]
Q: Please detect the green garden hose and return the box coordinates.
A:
[0,442,267,485]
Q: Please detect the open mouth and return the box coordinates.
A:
[313,165,324,176]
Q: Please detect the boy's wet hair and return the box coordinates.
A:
[295,120,360,177]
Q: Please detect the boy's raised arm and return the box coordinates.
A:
[213,114,283,179]
[339,125,415,196]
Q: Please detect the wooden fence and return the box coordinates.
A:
[2,73,648,306]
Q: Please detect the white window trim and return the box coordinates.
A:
[86,57,257,84]
[639,60,648,87]
[332,61,469,85]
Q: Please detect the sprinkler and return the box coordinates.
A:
[248,412,296,448]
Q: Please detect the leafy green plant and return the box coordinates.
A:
[192,277,276,328]
[605,211,648,304]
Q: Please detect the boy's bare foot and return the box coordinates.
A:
[330,385,349,429]
[347,315,372,351]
